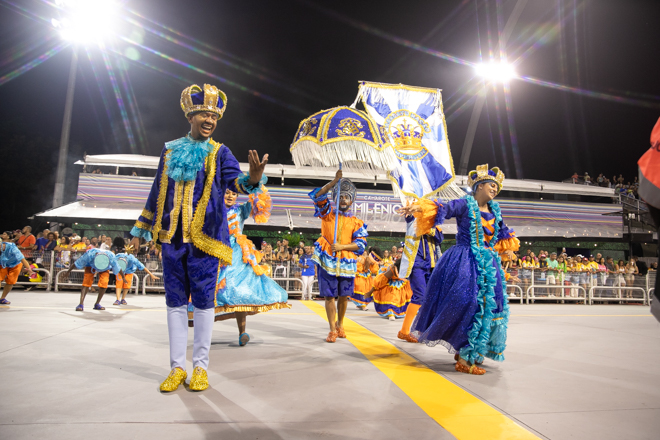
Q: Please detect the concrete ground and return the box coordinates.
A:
[1,290,659,440]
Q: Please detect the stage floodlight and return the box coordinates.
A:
[52,0,118,44]
[475,62,516,83]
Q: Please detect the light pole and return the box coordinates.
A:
[50,0,118,208]
[53,46,78,208]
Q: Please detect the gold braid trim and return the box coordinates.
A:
[161,181,183,243]
[190,140,233,265]
[216,302,292,313]
[153,150,171,240]
[134,220,152,231]
[182,179,195,242]
[187,302,292,323]
[141,209,154,221]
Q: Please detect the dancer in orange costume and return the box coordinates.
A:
[350,247,381,311]
[309,170,368,343]
[367,258,412,321]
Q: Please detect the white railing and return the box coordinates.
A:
[506,284,524,304]
[7,251,660,307]
[11,268,52,291]
[588,286,648,305]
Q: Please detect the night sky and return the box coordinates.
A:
[1,0,659,231]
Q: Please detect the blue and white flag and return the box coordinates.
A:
[357,82,459,201]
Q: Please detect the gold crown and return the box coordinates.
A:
[467,164,505,193]
[392,122,423,154]
[180,84,227,118]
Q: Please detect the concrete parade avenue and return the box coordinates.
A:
[1,291,659,440]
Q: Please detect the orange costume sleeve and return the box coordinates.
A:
[413,199,442,237]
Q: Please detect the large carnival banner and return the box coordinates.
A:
[356,81,463,201]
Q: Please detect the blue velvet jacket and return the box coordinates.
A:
[131,138,260,266]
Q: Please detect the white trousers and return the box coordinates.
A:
[167,305,214,371]
[301,276,314,299]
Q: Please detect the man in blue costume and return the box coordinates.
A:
[130,84,268,392]
[396,217,443,342]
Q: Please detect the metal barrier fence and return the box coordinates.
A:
[12,268,52,291]
[506,284,524,304]
[506,268,650,305]
[3,251,659,306]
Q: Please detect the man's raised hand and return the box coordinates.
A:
[248,150,268,185]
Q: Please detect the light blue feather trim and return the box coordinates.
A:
[237,174,267,195]
[130,226,152,242]
[458,195,508,364]
[165,134,212,182]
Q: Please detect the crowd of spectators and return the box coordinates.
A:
[503,249,655,299]
[570,172,639,199]
[258,240,405,278]
[0,226,166,290]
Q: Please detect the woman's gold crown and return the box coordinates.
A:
[467,164,505,192]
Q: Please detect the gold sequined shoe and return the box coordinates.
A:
[189,366,209,391]
[160,368,187,392]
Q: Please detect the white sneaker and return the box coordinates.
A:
[388,315,396,321]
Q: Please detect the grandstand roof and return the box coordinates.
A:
[76,154,615,198]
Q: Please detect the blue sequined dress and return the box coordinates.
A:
[410,195,519,364]
[213,196,290,322]
[188,189,291,324]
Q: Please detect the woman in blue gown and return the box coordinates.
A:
[190,186,290,346]
[399,164,520,375]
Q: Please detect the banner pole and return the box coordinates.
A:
[334,163,342,277]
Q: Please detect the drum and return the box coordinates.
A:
[93,253,110,272]
[117,258,128,272]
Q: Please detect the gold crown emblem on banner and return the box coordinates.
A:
[467,164,505,193]
[391,122,423,154]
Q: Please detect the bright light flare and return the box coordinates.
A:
[52,0,118,44]
[474,62,517,82]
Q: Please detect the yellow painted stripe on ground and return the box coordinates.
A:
[302,300,540,440]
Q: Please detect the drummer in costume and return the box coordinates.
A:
[350,247,381,311]
[64,247,126,311]
[399,165,520,375]
[309,170,368,343]
[0,238,34,305]
[113,245,160,305]
[188,186,290,347]
[397,215,443,343]
[367,258,412,320]
[130,84,269,392]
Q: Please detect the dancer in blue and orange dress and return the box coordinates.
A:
[189,186,290,347]
[368,258,412,321]
[399,164,520,375]
[350,247,381,311]
[310,170,368,342]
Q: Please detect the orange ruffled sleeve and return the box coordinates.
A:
[493,235,520,255]
[413,199,440,237]
[249,186,272,224]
